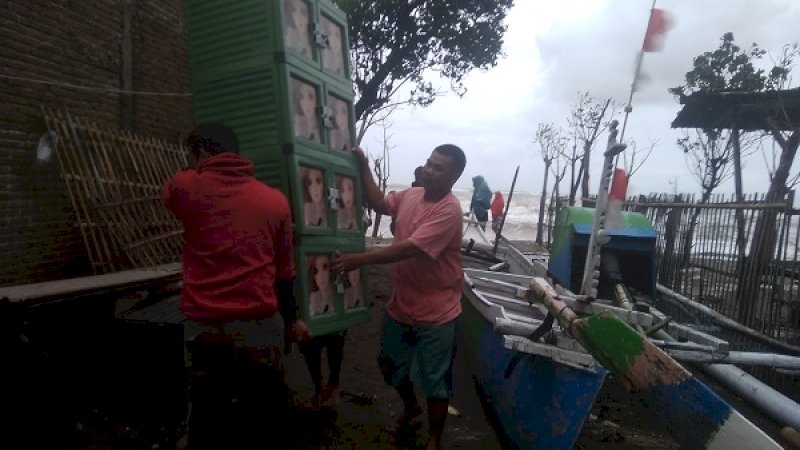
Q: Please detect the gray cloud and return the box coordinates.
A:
[362,0,800,195]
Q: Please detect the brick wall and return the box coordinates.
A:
[0,0,193,286]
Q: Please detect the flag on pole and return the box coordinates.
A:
[643,8,670,52]
[606,168,629,230]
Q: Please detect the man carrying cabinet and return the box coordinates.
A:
[163,123,310,449]
[333,144,466,450]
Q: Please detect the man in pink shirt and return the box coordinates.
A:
[333,144,465,450]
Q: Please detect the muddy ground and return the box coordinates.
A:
[12,255,750,449]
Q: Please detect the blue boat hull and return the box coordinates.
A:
[459,296,608,449]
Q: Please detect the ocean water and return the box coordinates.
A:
[367,186,545,241]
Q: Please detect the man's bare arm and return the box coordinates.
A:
[332,240,425,273]
[352,148,389,215]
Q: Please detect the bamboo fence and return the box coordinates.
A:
[42,108,187,274]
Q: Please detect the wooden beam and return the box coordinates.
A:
[0,263,181,306]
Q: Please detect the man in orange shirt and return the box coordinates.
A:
[333,145,465,450]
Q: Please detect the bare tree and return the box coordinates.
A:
[678,130,733,267]
[370,119,395,237]
[559,134,582,206]
[535,123,566,244]
[667,176,680,196]
[567,92,615,204]
[621,139,657,179]
[548,152,569,244]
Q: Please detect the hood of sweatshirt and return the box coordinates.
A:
[196,152,254,181]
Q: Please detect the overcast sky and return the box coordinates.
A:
[358,0,800,196]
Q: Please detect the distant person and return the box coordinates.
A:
[332,145,466,450]
[411,166,424,187]
[162,123,310,449]
[391,165,424,235]
[301,254,344,411]
[490,191,505,233]
[299,330,346,410]
[468,175,492,230]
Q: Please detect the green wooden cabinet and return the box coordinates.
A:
[186,0,368,334]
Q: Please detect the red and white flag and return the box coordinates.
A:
[642,8,671,52]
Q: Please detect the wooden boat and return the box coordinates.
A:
[459,217,786,449]
[459,223,607,449]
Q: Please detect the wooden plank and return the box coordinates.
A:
[59,109,116,271]
[118,295,185,325]
[87,119,155,267]
[0,263,181,305]
[503,335,599,371]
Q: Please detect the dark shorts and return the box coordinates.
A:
[183,315,285,370]
[378,314,457,400]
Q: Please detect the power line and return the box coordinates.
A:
[0,72,192,97]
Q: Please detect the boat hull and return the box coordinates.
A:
[459,293,608,449]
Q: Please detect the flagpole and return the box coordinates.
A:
[618,0,657,144]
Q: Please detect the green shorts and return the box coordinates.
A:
[378,314,457,400]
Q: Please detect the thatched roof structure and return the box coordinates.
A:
[672,89,800,131]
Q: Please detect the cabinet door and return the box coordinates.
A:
[296,237,370,335]
[282,0,315,61]
[289,75,323,145]
[290,144,362,236]
[330,166,365,236]
[296,162,332,233]
[319,13,347,79]
[325,93,353,153]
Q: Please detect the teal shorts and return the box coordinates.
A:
[378,314,457,400]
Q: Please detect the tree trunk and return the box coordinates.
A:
[580,142,591,203]
[548,175,561,246]
[736,131,799,326]
[660,199,684,288]
[732,129,747,260]
[536,161,551,244]
[680,192,711,269]
[568,158,577,206]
